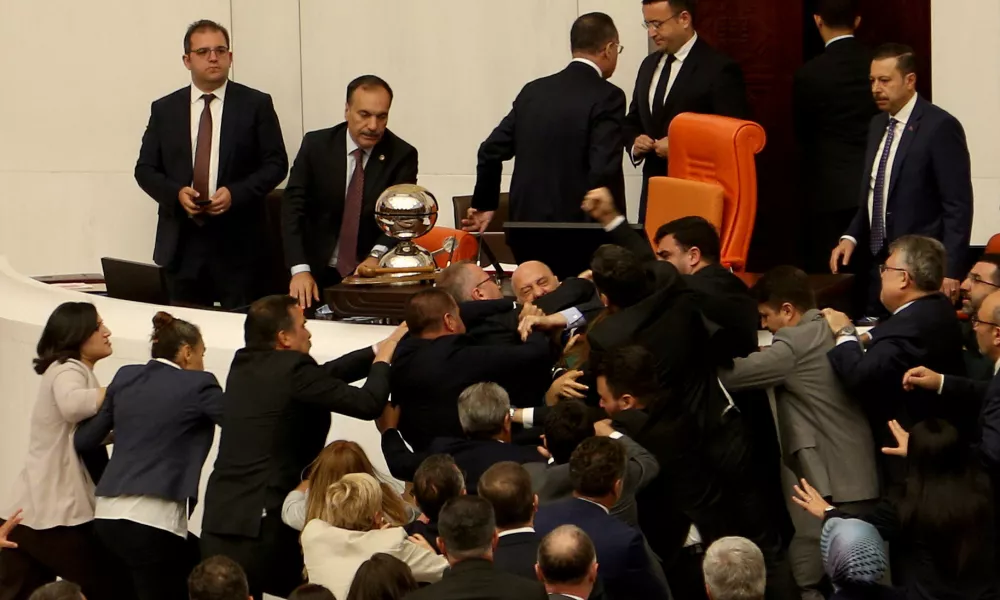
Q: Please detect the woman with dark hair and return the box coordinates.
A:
[794,418,997,600]
[0,302,118,600]
[74,311,223,600]
[345,553,418,600]
[288,583,336,600]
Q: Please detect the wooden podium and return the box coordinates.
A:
[324,282,433,321]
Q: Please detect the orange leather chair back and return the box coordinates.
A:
[666,113,766,271]
[986,234,1000,254]
[644,177,725,248]
[416,227,478,268]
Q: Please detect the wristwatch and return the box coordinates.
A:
[369,245,388,259]
[835,324,858,338]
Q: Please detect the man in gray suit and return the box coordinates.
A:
[718,266,879,600]
[536,525,600,600]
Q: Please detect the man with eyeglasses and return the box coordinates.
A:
[135,19,288,310]
[626,0,749,222]
[954,255,1000,381]
[463,12,627,261]
[824,235,966,488]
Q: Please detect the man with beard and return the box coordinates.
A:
[958,255,1000,381]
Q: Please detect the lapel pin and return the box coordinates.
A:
[379,154,385,161]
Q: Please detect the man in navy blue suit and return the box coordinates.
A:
[829,43,972,317]
[534,437,671,600]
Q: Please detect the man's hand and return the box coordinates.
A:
[632,135,655,158]
[519,302,544,320]
[941,277,961,303]
[374,323,408,364]
[881,420,909,457]
[544,369,589,405]
[0,509,22,549]
[290,272,320,309]
[821,308,852,335]
[206,186,232,216]
[376,403,401,433]
[653,137,670,159]
[178,186,203,217]
[519,313,568,342]
[829,238,855,274]
[581,188,621,226]
[791,478,833,519]
[353,256,381,277]
[903,366,942,392]
[577,269,593,281]
[593,418,616,437]
[407,533,435,553]
[462,208,495,233]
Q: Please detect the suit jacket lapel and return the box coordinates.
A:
[887,96,924,203]
[218,82,240,185]
[659,39,703,131]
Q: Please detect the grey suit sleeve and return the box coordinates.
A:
[719,337,796,391]
[618,433,660,495]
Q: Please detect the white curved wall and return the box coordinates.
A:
[0,257,392,534]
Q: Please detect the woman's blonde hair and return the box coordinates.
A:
[320,473,383,531]
[304,440,410,526]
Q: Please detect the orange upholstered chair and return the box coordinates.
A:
[644,177,726,248]
[986,234,1000,254]
[416,227,478,268]
[666,113,767,271]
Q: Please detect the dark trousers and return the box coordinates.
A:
[165,221,255,310]
[0,521,128,600]
[201,512,304,600]
[663,546,708,600]
[94,519,198,600]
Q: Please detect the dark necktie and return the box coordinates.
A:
[192,93,216,203]
[870,117,898,255]
[651,53,677,119]
[337,148,366,277]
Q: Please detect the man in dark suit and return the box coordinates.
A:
[626,0,750,220]
[405,455,467,554]
[478,462,542,580]
[825,235,967,487]
[282,75,418,309]
[135,20,288,309]
[534,437,671,600]
[407,496,548,600]
[390,289,558,451]
[199,295,402,599]
[794,0,879,273]
[830,44,973,316]
[381,383,544,491]
[463,12,626,258]
[536,525,600,600]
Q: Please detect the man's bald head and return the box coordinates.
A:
[536,525,597,588]
[512,261,560,304]
[437,261,503,302]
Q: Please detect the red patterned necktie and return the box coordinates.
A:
[337,148,365,276]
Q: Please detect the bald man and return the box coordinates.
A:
[535,525,599,600]
[512,261,561,305]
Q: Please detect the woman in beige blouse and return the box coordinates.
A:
[0,302,122,600]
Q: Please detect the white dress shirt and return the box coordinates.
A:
[825,34,854,47]
[842,92,918,247]
[189,80,227,199]
[570,57,603,78]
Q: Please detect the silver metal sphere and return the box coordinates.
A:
[374,184,439,241]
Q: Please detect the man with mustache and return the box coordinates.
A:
[829,44,972,319]
[282,75,419,309]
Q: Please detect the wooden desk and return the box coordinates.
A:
[324,283,433,321]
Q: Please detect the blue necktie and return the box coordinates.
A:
[870,117,898,254]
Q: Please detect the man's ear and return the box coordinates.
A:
[620,393,638,411]
[491,530,499,550]
[813,14,822,30]
[533,494,539,513]
[535,563,544,583]
[689,246,702,266]
[437,537,447,557]
[275,330,291,349]
[599,292,609,307]
[344,101,350,120]
[589,560,599,583]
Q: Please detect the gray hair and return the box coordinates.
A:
[436,260,478,303]
[889,235,946,292]
[703,537,766,600]
[458,382,510,439]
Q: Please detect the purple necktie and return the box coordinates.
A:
[870,118,898,255]
[337,148,365,277]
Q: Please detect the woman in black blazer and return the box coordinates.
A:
[75,311,224,600]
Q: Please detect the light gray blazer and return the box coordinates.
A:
[720,309,879,503]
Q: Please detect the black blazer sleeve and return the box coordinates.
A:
[941,375,990,407]
[930,116,974,279]
[711,61,751,120]
[134,101,184,218]
[281,133,315,269]
[534,278,600,315]
[607,220,657,263]
[381,429,429,482]
[293,357,389,420]
[979,390,1000,470]
[74,387,115,454]
[589,88,627,209]
[226,94,288,210]
[323,346,378,384]
[472,103,518,212]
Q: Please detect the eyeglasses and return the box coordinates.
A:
[643,13,681,30]
[968,273,1000,288]
[475,274,500,290]
[878,264,908,276]
[608,42,624,55]
[971,314,1000,328]
[190,46,229,58]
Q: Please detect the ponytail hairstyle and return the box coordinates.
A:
[150,311,202,361]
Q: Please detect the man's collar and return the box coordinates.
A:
[893,300,917,315]
[191,79,228,104]
[498,526,535,538]
[825,34,854,47]
[346,131,371,157]
[154,357,182,370]
[570,57,603,78]
[574,496,610,514]
[994,356,1000,376]
[890,92,918,123]
[674,31,698,61]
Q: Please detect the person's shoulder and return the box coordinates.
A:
[381,127,417,155]
[693,36,739,68]
[47,358,91,379]
[302,123,345,143]
[225,80,272,103]
[150,86,189,108]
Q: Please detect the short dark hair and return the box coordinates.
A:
[593,345,659,406]
[347,75,394,104]
[976,254,1000,285]
[654,216,721,263]
[244,295,298,350]
[438,496,496,560]
[34,302,99,375]
[478,462,535,529]
[150,311,202,361]
[288,583,336,600]
[188,556,249,600]
[537,525,597,585]
[570,12,618,54]
[184,20,230,54]
[750,266,817,313]
[544,400,594,465]
[814,0,859,30]
[27,581,83,600]
[590,244,651,309]
[873,43,917,77]
[889,235,946,292]
[413,454,465,522]
[569,437,626,497]
[404,289,458,337]
[346,553,419,600]
[643,0,698,20]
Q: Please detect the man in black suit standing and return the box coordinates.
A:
[135,20,288,309]
[794,0,879,273]
[200,295,403,599]
[626,0,750,221]
[478,462,541,580]
[406,496,548,600]
[830,44,973,315]
[283,75,418,309]
[464,12,626,256]
[536,525,600,600]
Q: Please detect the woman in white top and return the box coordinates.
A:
[0,302,122,600]
[301,473,447,599]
